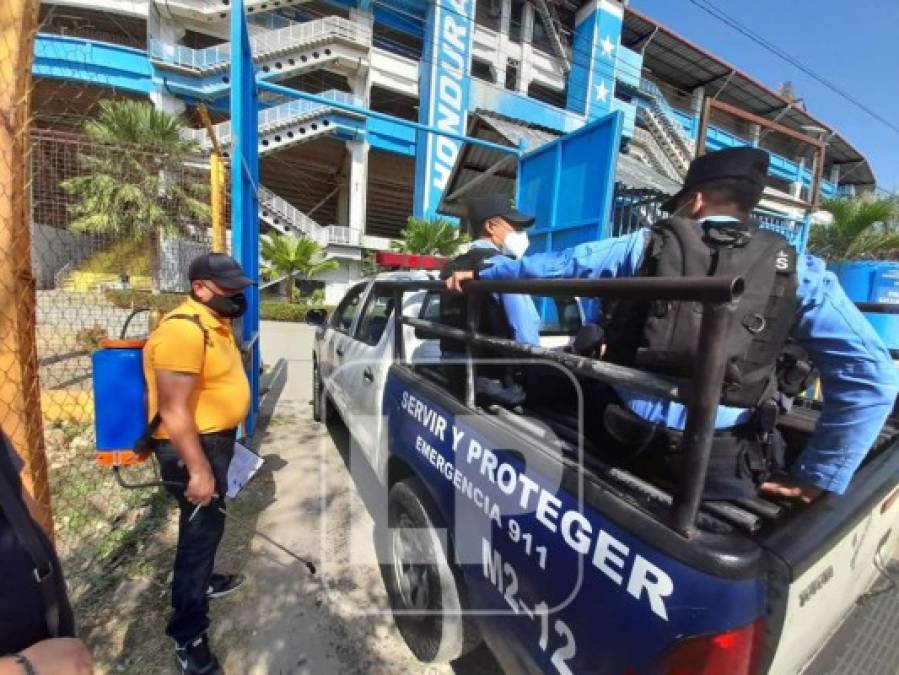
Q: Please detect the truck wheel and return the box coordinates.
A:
[382,478,481,663]
[313,360,323,422]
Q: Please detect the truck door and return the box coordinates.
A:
[323,281,368,413]
[336,284,397,461]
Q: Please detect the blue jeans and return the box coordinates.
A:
[155,430,235,646]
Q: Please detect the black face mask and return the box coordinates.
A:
[193,287,247,318]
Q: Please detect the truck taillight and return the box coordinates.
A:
[663,618,764,675]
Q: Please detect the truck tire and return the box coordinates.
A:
[382,477,481,663]
[313,360,323,422]
[313,361,338,424]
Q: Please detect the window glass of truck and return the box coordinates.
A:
[355,288,396,346]
[415,292,582,337]
[533,296,583,335]
[331,283,367,333]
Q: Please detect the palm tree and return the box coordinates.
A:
[391,216,468,256]
[808,195,899,261]
[61,99,210,292]
[261,233,338,303]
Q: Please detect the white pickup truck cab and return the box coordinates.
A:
[311,271,579,471]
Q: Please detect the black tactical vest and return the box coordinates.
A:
[604,217,800,408]
[439,247,513,354]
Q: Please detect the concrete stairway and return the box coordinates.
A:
[182,89,364,156]
[532,0,570,73]
[633,79,693,177]
[149,15,370,82]
[630,127,684,182]
[156,0,314,24]
[258,185,361,249]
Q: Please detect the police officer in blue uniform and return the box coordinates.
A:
[439,195,542,405]
[442,194,542,346]
[446,148,899,501]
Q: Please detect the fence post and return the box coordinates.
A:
[230,0,260,437]
[197,103,227,254]
[211,153,226,253]
[0,0,54,536]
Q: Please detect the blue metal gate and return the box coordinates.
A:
[517,111,623,254]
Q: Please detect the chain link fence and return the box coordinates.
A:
[3,2,227,629]
[31,128,216,597]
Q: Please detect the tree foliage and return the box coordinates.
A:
[60,100,209,291]
[261,233,338,303]
[808,195,899,261]
[391,216,468,256]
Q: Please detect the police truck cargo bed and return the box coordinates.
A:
[309,275,899,674]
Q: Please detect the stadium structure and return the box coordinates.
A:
[33,0,876,302]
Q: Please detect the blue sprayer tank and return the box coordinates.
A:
[92,339,149,465]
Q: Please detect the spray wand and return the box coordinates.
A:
[111,465,317,575]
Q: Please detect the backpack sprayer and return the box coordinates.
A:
[91,309,316,574]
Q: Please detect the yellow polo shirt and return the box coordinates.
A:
[143,297,250,438]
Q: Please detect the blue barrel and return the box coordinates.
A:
[92,339,148,464]
[830,261,899,351]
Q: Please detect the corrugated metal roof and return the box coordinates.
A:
[617,152,682,194]
[479,113,558,150]
[623,7,875,186]
[437,111,681,217]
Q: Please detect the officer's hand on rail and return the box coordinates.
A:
[185,461,217,506]
[446,270,475,293]
[760,477,824,503]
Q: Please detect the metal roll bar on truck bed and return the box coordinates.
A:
[380,275,745,538]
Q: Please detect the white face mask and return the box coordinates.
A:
[502,230,530,258]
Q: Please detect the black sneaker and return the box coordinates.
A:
[175,634,221,675]
[206,573,245,600]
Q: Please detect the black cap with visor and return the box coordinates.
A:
[465,194,536,236]
[188,253,256,291]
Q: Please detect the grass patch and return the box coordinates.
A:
[78,239,150,276]
[44,418,179,671]
[44,420,166,594]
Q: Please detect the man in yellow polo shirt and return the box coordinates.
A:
[143,252,253,675]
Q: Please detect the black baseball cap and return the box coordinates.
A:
[662,147,770,213]
[466,194,535,235]
[188,253,256,290]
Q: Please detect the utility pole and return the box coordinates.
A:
[0,0,54,536]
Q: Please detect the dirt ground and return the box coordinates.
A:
[79,324,498,674]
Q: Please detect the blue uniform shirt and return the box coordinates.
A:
[478,225,899,494]
[470,239,542,346]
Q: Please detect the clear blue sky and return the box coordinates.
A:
[630,0,899,193]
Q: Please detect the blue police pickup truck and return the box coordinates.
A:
[307,272,899,675]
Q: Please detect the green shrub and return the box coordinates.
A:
[106,291,333,324]
[260,301,310,322]
[105,289,183,312]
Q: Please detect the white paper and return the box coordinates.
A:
[226,442,264,499]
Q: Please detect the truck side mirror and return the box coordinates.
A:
[306,308,328,326]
